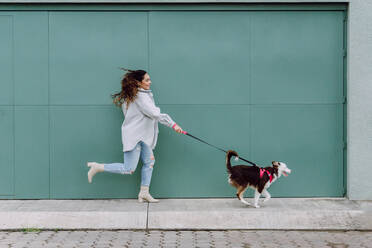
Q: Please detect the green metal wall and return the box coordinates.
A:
[0,5,346,199]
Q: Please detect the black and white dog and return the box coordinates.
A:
[226,150,291,208]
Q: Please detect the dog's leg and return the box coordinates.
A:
[237,186,251,206]
[254,190,261,208]
[262,189,271,204]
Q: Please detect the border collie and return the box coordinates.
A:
[226,150,291,208]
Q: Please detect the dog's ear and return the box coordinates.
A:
[272,161,279,168]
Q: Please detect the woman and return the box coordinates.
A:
[87,68,184,203]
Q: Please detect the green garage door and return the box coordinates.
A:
[0,4,346,199]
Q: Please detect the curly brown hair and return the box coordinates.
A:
[111,68,148,108]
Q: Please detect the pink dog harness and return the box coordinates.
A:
[260,168,273,183]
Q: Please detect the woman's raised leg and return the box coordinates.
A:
[87,142,141,183]
[103,142,141,175]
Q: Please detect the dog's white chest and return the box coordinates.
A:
[227,174,233,185]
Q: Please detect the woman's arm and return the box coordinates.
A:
[135,93,176,128]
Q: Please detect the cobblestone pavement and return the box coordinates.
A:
[0,230,371,248]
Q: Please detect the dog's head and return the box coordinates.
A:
[272,161,291,177]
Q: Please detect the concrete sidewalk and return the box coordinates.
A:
[0,198,371,230]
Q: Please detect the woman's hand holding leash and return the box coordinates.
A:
[172,123,187,134]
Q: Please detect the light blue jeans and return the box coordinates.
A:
[103,141,155,186]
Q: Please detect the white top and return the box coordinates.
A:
[121,88,175,152]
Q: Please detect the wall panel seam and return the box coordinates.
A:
[249,12,252,161]
[147,11,150,73]
[12,14,15,197]
[48,10,51,199]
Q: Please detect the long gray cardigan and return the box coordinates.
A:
[121,88,176,152]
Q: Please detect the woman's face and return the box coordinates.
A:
[139,73,151,90]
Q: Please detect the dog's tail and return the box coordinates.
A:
[226,150,238,173]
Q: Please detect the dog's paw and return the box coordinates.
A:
[254,204,260,208]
